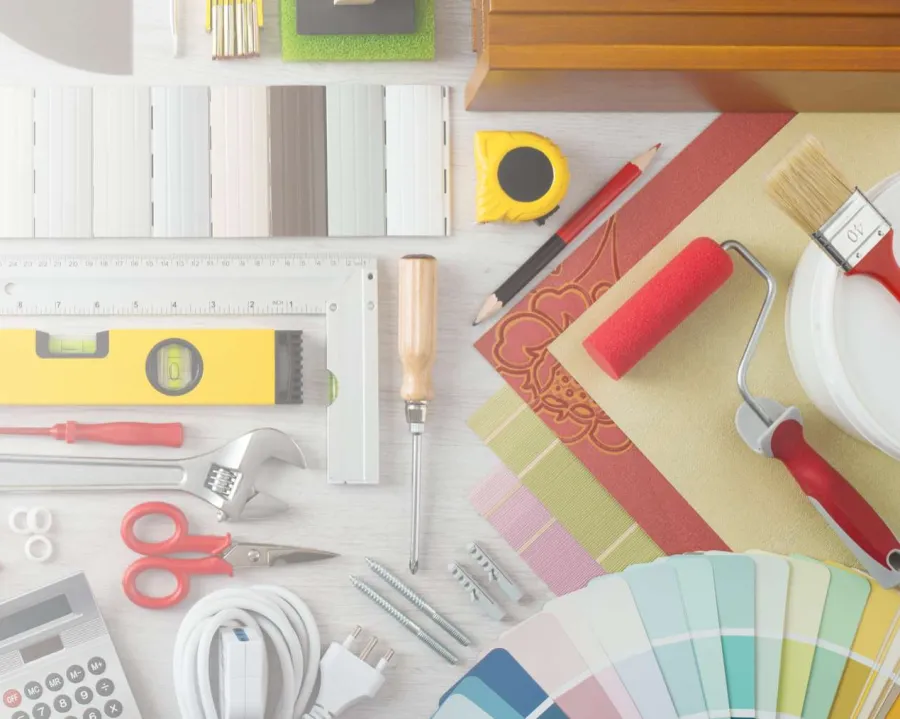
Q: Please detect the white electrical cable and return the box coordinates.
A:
[174,585,321,719]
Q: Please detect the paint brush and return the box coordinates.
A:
[766,135,900,302]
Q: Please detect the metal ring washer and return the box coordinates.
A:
[27,506,53,534]
[24,534,53,563]
[8,507,30,535]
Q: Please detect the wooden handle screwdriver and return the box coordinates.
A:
[398,255,438,575]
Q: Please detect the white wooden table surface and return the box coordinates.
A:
[0,2,715,716]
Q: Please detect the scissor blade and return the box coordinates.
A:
[268,547,339,565]
[224,543,338,568]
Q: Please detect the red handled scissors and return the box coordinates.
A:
[121,501,338,609]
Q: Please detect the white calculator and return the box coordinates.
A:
[0,573,142,719]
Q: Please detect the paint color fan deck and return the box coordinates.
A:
[0,85,450,240]
[436,551,900,719]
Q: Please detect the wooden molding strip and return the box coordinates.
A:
[490,44,900,72]
[488,13,900,48]
[489,0,900,15]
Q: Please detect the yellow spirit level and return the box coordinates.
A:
[474,131,570,225]
[0,329,303,405]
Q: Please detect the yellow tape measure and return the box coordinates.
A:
[475,131,570,225]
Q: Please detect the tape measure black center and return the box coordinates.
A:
[497,147,555,204]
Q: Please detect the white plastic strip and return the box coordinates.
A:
[0,88,34,238]
[385,85,450,237]
[93,87,152,238]
[34,87,92,238]
[151,87,211,238]
[209,86,269,238]
[325,85,385,237]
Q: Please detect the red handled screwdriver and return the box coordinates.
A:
[0,421,184,447]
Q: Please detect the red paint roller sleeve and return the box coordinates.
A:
[583,237,734,379]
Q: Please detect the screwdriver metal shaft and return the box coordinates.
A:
[398,255,438,575]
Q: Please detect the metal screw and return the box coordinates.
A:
[247,549,261,563]
[349,576,459,665]
[365,558,471,647]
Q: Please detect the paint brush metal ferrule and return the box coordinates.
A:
[812,188,892,272]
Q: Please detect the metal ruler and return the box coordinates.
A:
[0,253,380,486]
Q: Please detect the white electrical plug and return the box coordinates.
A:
[303,627,394,719]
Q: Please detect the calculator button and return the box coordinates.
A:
[103,700,122,717]
[95,680,114,698]
[75,687,94,705]
[54,695,74,713]
[87,658,106,676]
[11,711,28,719]
[31,702,51,719]
[4,688,22,708]
[24,682,43,700]
[46,673,64,692]
[83,710,102,719]
[67,666,86,683]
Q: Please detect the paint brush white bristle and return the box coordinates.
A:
[765,135,855,235]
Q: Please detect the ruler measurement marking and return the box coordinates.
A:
[0,253,370,316]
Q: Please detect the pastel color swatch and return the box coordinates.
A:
[432,695,493,719]
[777,556,831,717]
[748,552,790,719]
[437,552,900,719]
[543,592,642,719]
[440,649,547,715]
[450,678,523,719]
[495,613,619,718]
[667,555,731,719]
[587,575,679,719]
[624,562,709,718]
[802,565,871,719]
[708,553,756,718]
[858,607,900,719]
[830,577,900,718]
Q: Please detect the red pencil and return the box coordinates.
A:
[473,144,661,326]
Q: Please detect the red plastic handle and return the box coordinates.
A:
[56,421,184,447]
[770,419,900,569]
[122,555,234,609]
[121,502,231,557]
[848,229,900,303]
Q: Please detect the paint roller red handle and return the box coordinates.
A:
[770,419,900,570]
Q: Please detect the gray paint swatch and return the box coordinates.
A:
[269,86,328,238]
[325,85,386,237]
[296,0,415,36]
[0,0,132,75]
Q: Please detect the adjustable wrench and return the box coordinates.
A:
[0,428,306,521]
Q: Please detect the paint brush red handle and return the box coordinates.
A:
[0,421,184,447]
[847,229,900,303]
[770,419,900,571]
